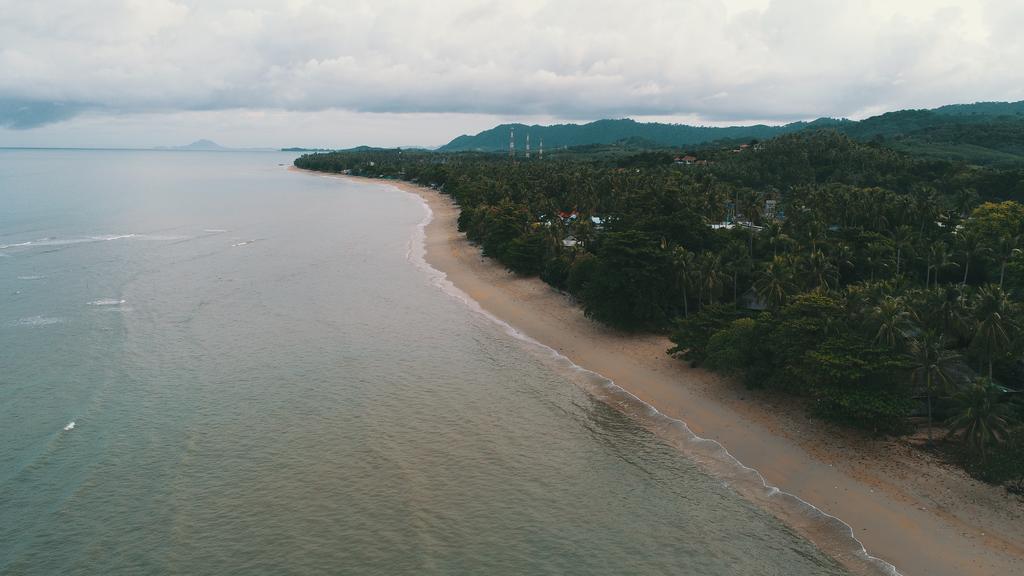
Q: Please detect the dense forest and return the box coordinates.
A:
[296,129,1024,492]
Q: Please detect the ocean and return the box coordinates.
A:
[0,149,853,575]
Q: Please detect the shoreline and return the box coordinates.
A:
[297,168,1024,576]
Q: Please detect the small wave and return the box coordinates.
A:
[231,239,258,247]
[87,298,126,306]
[204,229,229,233]
[63,421,75,431]
[0,234,138,251]
[0,241,34,249]
[13,316,64,326]
[17,275,44,280]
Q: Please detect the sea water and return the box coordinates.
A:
[0,149,857,575]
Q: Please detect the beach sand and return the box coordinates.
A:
[303,169,1024,576]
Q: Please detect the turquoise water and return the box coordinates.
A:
[0,149,853,575]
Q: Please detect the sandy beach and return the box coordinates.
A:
[313,171,1024,576]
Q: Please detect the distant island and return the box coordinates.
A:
[156,139,276,152]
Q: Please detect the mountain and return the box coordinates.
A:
[438,118,836,152]
[438,101,1024,166]
[175,139,227,150]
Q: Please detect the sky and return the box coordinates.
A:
[1,0,1022,149]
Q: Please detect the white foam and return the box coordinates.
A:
[14,315,64,327]
[0,234,138,251]
[386,182,902,576]
[204,229,229,233]
[63,421,75,431]
[17,275,44,280]
[0,241,33,249]
[231,240,257,247]
[87,298,126,306]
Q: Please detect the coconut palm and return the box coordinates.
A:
[871,296,911,349]
[672,246,696,318]
[995,234,1022,289]
[956,230,991,288]
[945,379,1015,460]
[926,240,958,288]
[890,225,915,276]
[753,255,796,309]
[698,252,723,306]
[829,241,855,288]
[805,249,837,292]
[970,285,1016,380]
[907,331,961,444]
[864,241,894,282]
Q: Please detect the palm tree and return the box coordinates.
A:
[907,331,961,444]
[764,221,791,257]
[926,241,958,288]
[698,252,723,306]
[871,296,911,349]
[946,379,1015,460]
[830,241,855,288]
[890,225,915,276]
[672,246,696,318]
[970,285,1016,380]
[995,234,1022,289]
[805,249,837,292]
[754,256,795,309]
[864,241,894,282]
[957,230,990,288]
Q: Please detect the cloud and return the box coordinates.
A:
[1,0,1022,130]
[0,99,86,129]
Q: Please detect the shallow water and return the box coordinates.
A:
[1,149,853,575]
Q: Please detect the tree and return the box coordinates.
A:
[704,317,760,375]
[698,252,724,306]
[996,234,1022,289]
[956,230,990,287]
[671,246,696,318]
[946,379,1015,461]
[906,331,962,444]
[804,249,838,292]
[754,255,796,309]
[970,285,1016,380]
[870,296,911,350]
[926,240,958,288]
[890,225,915,276]
[581,231,675,329]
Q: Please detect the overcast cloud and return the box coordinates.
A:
[1,0,1022,147]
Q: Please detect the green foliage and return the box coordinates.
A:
[580,231,675,330]
[964,430,1024,486]
[540,254,572,290]
[946,379,1017,460]
[503,232,546,275]
[800,335,914,432]
[704,318,760,375]
[668,305,745,364]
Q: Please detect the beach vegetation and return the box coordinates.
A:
[295,126,1024,485]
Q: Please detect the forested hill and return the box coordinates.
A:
[438,118,837,151]
[440,101,1024,167]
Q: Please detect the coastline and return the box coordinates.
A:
[298,169,1024,576]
